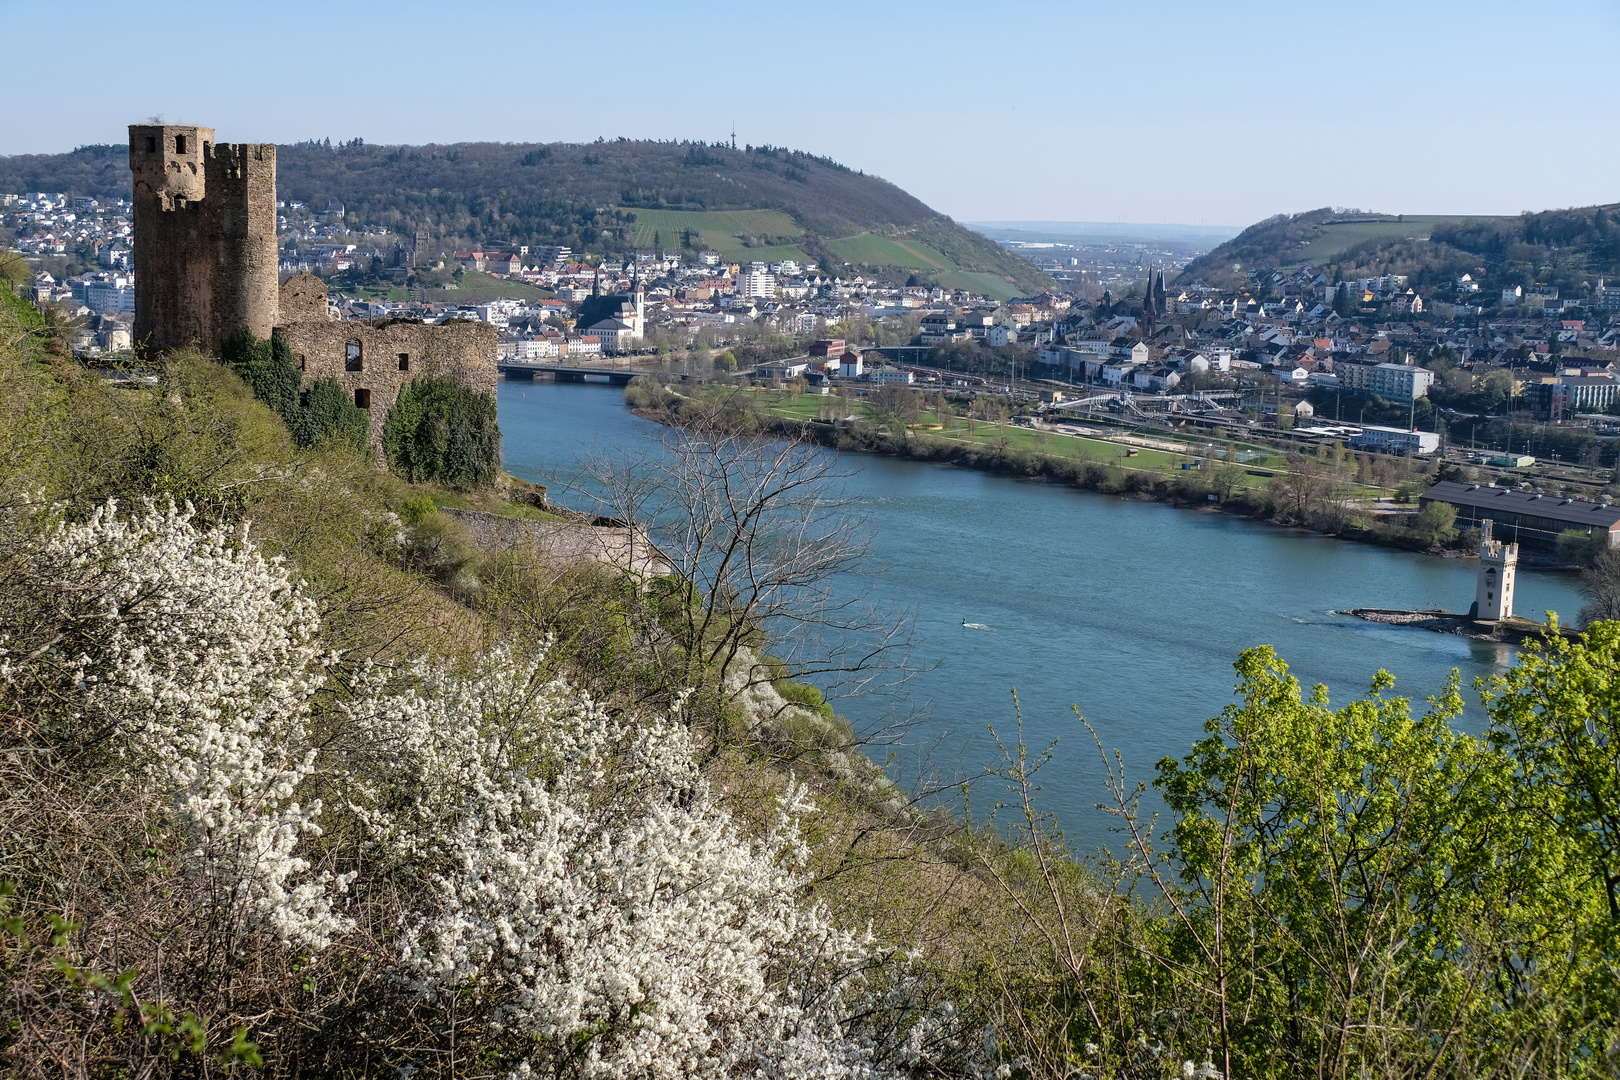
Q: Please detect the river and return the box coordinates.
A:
[499,381,1586,853]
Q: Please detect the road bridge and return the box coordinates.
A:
[498,363,651,386]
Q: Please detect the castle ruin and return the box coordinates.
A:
[129,123,497,459]
[129,125,278,357]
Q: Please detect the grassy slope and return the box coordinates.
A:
[1292,216,1456,262]
[936,271,1021,301]
[828,233,952,271]
[421,271,554,303]
[622,208,811,262]
[1179,208,1509,285]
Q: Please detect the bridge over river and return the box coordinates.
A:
[498,363,651,386]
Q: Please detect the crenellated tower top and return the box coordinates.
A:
[129,125,215,208]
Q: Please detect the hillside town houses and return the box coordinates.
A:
[10,188,1620,435]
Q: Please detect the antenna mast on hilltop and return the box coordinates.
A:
[731,122,736,150]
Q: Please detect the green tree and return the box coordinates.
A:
[1411,499,1457,546]
[1150,646,1596,1078]
[1485,622,1620,1027]
[382,376,501,488]
[1332,282,1356,318]
[222,329,301,425]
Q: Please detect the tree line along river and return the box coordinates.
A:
[499,381,1586,854]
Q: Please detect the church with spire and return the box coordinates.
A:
[576,270,646,354]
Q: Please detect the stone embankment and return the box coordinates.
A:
[1340,607,1578,644]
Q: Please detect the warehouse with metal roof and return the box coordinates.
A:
[1420,480,1620,550]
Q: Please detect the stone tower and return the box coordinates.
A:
[1475,519,1518,621]
[129,124,278,357]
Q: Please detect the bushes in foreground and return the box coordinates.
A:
[0,500,965,1077]
[969,633,1620,1079]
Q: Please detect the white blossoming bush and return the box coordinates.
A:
[1,500,962,1077]
[340,652,905,1078]
[4,499,350,949]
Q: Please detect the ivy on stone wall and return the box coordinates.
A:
[296,378,370,455]
[221,331,368,455]
[382,377,501,489]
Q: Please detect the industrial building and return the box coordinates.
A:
[1348,425,1441,455]
[1420,480,1620,550]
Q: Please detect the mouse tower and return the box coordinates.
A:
[1475,518,1518,621]
[129,124,278,357]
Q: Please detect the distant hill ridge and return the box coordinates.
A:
[1178,203,1620,298]
[0,139,1052,298]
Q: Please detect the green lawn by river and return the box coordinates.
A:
[742,389,1418,503]
[752,389,1278,481]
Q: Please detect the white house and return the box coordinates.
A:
[1134,366,1181,392]
[987,324,1017,347]
[1113,340,1150,364]
[1168,348,1210,373]
[1103,361,1142,386]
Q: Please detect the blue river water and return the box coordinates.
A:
[498,381,1586,853]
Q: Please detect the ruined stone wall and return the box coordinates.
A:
[440,509,663,575]
[276,311,498,459]
[278,273,332,324]
[128,125,277,357]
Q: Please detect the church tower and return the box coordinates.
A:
[1475,519,1518,621]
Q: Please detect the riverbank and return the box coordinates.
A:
[628,392,1586,570]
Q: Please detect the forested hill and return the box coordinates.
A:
[1178,203,1620,298]
[1,139,1052,295]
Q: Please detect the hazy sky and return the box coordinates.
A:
[5,0,1617,227]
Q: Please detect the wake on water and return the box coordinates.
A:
[961,622,993,631]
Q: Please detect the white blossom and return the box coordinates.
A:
[14,499,348,947]
[7,500,960,1075]
[340,649,908,1077]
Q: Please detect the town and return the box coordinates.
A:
[12,184,1620,541]
[6,3,1620,1075]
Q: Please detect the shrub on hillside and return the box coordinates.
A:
[0,500,960,1076]
[222,329,301,423]
[623,373,674,410]
[383,376,500,488]
[221,330,369,454]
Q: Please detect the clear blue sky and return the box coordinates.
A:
[4,0,1617,227]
